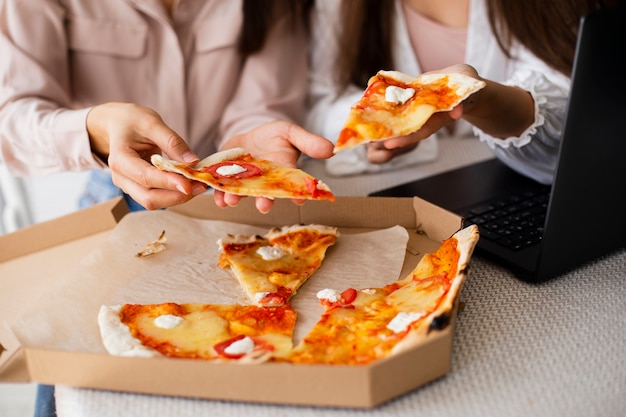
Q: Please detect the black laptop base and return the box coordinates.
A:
[369,158,553,282]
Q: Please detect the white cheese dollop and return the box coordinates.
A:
[256,245,285,261]
[224,336,255,356]
[154,314,183,329]
[254,292,271,304]
[317,288,341,303]
[385,85,416,104]
[386,311,426,333]
[216,163,247,176]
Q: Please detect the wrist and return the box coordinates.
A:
[86,105,110,163]
[463,81,535,138]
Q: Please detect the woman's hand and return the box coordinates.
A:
[365,64,480,164]
[215,120,335,213]
[86,102,206,210]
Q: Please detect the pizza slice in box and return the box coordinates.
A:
[285,225,479,365]
[98,302,297,363]
[217,224,339,307]
[151,148,334,201]
[335,70,486,153]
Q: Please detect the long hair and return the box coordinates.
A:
[337,0,620,88]
[239,0,315,56]
[487,0,622,76]
[338,0,396,90]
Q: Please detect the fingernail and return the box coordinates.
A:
[182,151,198,164]
[192,184,206,195]
[176,184,188,195]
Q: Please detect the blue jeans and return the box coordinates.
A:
[79,169,146,212]
[35,170,146,416]
[34,385,56,417]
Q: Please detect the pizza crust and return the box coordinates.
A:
[151,148,247,174]
[194,148,247,169]
[265,224,339,240]
[391,225,479,355]
[97,305,160,358]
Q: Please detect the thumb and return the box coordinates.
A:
[153,127,199,166]
[284,123,335,159]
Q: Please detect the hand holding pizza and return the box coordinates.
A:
[88,106,335,212]
[338,65,484,165]
[347,63,535,165]
[87,102,206,210]
[215,121,335,213]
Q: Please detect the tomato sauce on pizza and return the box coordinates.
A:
[151,149,335,201]
[335,70,486,153]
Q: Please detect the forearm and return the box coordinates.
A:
[463,80,535,139]
[0,101,103,175]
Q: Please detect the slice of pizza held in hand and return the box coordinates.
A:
[151,148,335,201]
[335,70,486,153]
[217,224,339,307]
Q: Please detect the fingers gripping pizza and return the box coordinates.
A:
[151,148,334,201]
[217,225,339,307]
[335,70,486,153]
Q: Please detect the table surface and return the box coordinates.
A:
[54,138,626,417]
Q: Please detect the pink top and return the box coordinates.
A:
[0,0,308,176]
[402,2,467,73]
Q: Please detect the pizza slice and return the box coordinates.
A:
[151,148,335,201]
[98,302,297,362]
[285,224,479,365]
[217,224,339,307]
[335,70,486,153]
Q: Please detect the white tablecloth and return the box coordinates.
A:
[54,137,626,417]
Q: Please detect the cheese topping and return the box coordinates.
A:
[216,163,247,176]
[256,245,285,261]
[317,288,341,303]
[224,336,255,356]
[254,292,271,304]
[385,85,416,105]
[153,314,183,329]
[386,311,426,333]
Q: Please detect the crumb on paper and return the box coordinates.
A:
[136,230,167,258]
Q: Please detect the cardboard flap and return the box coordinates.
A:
[0,197,129,382]
[0,322,28,382]
[412,197,463,241]
[0,197,129,263]
[202,195,460,235]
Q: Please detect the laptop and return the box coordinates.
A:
[370,5,626,283]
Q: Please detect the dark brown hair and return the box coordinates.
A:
[487,0,622,76]
[239,0,315,56]
[338,0,396,90]
[337,0,621,88]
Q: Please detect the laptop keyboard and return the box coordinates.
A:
[461,188,550,251]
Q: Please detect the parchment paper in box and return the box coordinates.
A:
[10,209,410,353]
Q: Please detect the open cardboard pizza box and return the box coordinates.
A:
[0,195,469,408]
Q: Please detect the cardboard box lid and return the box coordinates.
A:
[0,197,129,381]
